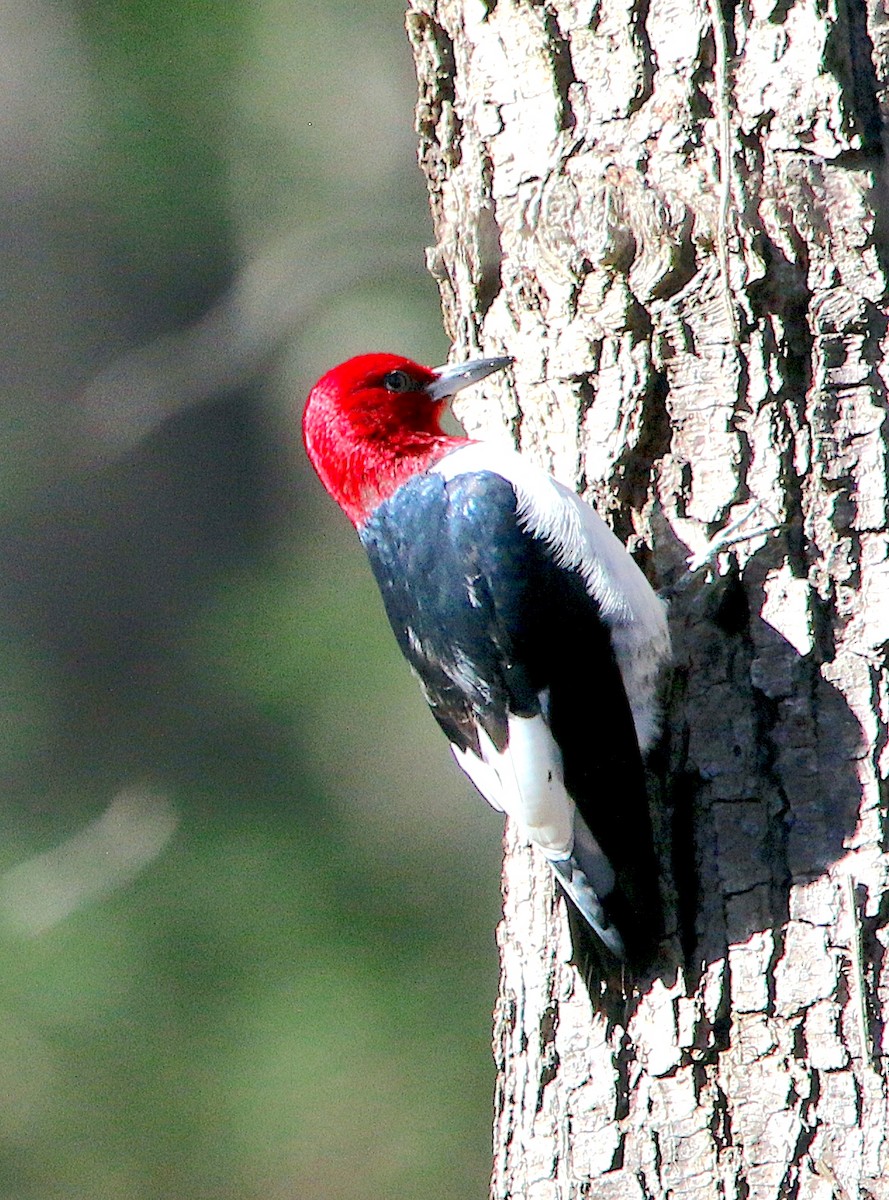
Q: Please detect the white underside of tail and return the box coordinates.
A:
[451,709,623,955]
[450,711,574,856]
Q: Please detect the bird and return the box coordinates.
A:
[302,352,671,971]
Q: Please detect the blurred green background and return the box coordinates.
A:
[0,2,502,1196]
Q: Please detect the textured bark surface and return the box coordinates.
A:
[407,1,889,1197]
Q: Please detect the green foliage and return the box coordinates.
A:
[0,0,497,1195]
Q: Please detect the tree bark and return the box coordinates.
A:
[407,1,889,1197]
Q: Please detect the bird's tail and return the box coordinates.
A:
[548,814,625,960]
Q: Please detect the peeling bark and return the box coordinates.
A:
[408,0,889,1196]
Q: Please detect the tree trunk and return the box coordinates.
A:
[407,1,889,1197]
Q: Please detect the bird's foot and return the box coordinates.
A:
[684,501,784,575]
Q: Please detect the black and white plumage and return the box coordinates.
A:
[360,442,669,960]
[302,354,671,966]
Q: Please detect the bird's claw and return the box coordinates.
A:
[685,500,783,574]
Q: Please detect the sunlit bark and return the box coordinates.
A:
[408,1,889,1195]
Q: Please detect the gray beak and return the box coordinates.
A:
[425,356,512,402]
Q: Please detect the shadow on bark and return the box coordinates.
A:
[641,527,864,1013]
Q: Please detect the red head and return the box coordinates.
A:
[302,352,511,526]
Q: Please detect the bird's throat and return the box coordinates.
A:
[326,432,468,527]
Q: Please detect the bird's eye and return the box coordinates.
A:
[382,370,416,393]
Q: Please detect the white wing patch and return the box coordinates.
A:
[450,711,574,856]
[433,442,671,754]
[451,706,623,954]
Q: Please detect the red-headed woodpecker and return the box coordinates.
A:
[303,353,671,965]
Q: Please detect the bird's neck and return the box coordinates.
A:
[314,427,469,527]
